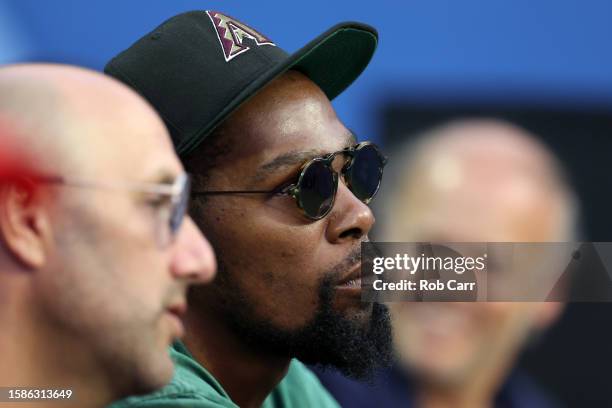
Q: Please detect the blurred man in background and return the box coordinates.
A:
[0,64,216,407]
[317,118,578,408]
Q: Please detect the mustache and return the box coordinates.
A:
[326,244,363,284]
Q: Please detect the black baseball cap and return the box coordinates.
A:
[105,10,378,157]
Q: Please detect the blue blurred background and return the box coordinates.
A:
[2,0,612,141]
[2,1,612,406]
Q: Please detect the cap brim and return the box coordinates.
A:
[179,22,378,156]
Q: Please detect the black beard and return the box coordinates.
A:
[217,274,394,380]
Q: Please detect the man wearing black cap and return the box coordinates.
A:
[106,10,392,408]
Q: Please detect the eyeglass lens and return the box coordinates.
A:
[346,144,384,201]
[297,144,384,219]
[299,159,337,219]
[169,176,190,236]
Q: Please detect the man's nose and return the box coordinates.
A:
[170,217,216,284]
[326,182,375,244]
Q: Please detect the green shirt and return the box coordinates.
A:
[107,341,340,408]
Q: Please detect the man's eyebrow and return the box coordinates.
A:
[253,149,323,183]
[252,130,357,184]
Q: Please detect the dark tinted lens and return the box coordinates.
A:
[170,176,190,234]
[298,160,336,218]
[347,145,383,201]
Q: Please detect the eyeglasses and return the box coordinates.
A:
[28,173,191,245]
[192,142,388,220]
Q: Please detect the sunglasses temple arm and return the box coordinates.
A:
[191,190,275,195]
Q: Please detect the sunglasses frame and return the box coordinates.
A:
[281,141,387,219]
[193,141,387,220]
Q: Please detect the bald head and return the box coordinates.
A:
[0,64,215,405]
[380,119,578,242]
[0,64,176,179]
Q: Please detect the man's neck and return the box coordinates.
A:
[416,383,492,408]
[414,366,507,408]
[183,307,291,408]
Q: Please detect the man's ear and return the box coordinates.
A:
[0,181,50,269]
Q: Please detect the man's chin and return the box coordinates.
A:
[138,347,176,392]
[218,274,393,380]
[335,301,374,325]
[112,355,174,401]
[295,301,394,380]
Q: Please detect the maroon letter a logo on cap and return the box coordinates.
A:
[206,11,276,62]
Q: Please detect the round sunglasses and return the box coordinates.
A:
[193,142,388,220]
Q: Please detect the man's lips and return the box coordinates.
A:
[165,302,187,338]
[336,263,362,288]
[167,302,187,317]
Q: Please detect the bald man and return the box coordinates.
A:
[0,64,216,407]
[317,119,578,408]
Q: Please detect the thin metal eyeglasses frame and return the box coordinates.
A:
[26,172,191,237]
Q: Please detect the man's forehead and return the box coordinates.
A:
[79,115,182,188]
[134,141,184,182]
[197,70,355,185]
